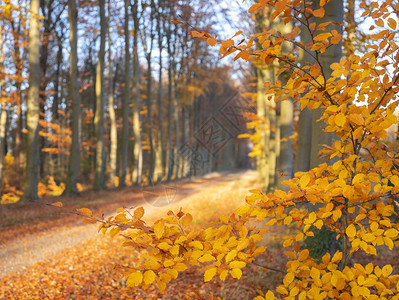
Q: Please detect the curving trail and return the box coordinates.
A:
[0,170,257,278]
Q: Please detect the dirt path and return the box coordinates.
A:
[0,170,256,278]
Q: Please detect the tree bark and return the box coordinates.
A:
[155,5,165,182]
[94,0,106,190]
[64,0,81,195]
[310,0,343,168]
[108,1,117,187]
[0,23,8,190]
[119,0,131,187]
[23,0,41,201]
[131,0,142,184]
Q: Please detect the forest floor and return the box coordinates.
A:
[2,170,397,299]
[0,170,288,299]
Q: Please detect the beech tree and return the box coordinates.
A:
[64,0,81,196]
[94,0,106,190]
[90,0,399,298]
[23,0,41,201]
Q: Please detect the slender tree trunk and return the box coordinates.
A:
[39,0,54,178]
[64,0,81,195]
[277,19,294,186]
[119,0,130,187]
[0,24,8,190]
[94,0,106,190]
[107,1,117,187]
[11,20,24,187]
[256,66,270,189]
[295,4,315,173]
[131,0,142,184]
[23,0,41,201]
[155,7,165,182]
[146,54,155,183]
[174,89,180,180]
[166,21,175,181]
[310,0,343,168]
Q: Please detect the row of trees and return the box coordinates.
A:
[98,0,399,297]
[0,0,250,201]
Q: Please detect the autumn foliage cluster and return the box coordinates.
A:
[73,0,399,299]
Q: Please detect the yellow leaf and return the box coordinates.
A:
[189,241,203,250]
[173,263,187,273]
[133,207,144,219]
[116,207,124,213]
[230,268,242,279]
[154,221,165,239]
[220,270,229,281]
[126,271,143,287]
[237,238,249,251]
[335,113,346,127]
[314,219,323,229]
[158,242,171,250]
[384,228,398,238]
[169,245,180,255]
[382,265,393,277]
[299,174,310,189]
[346,224,356,238]
[198,253,216,263]
[310,267,320,280]
[283,272,295,286]
[236,205,250,216]
[109,227,120,238]
[77,207,92,217]
[313,32,332,41]
[348,114,364,125]
[229,261,246,269]
[204,267,217,282]
[225,249,237,262]
[52,202,63,207]
[143,270,156,285]
[265,290,275,300]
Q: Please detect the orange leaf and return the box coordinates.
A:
[171,20,185,25]
[77,207,92,217]
[134,207,145,219]
[207,37,217,47]
[375,18,384,27]
[190,31,204,38]
[52,201,63,207]
[388,18,397,30]
[313,8,325,18]
[234,50,250,61]
[313,33,332,41]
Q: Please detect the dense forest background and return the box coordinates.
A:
[0,0,397,202]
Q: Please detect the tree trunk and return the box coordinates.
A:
[310,0,343,168]
[277,19,294,186]
[119,0,130,187]
[0,24,8,190]
[131,0,142,184]
[64,0,81,195]
[94,0,106,190]
[108,1,117,187]
[166,27,174,181]
[23,0,41,201]
[155,5,165,182]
